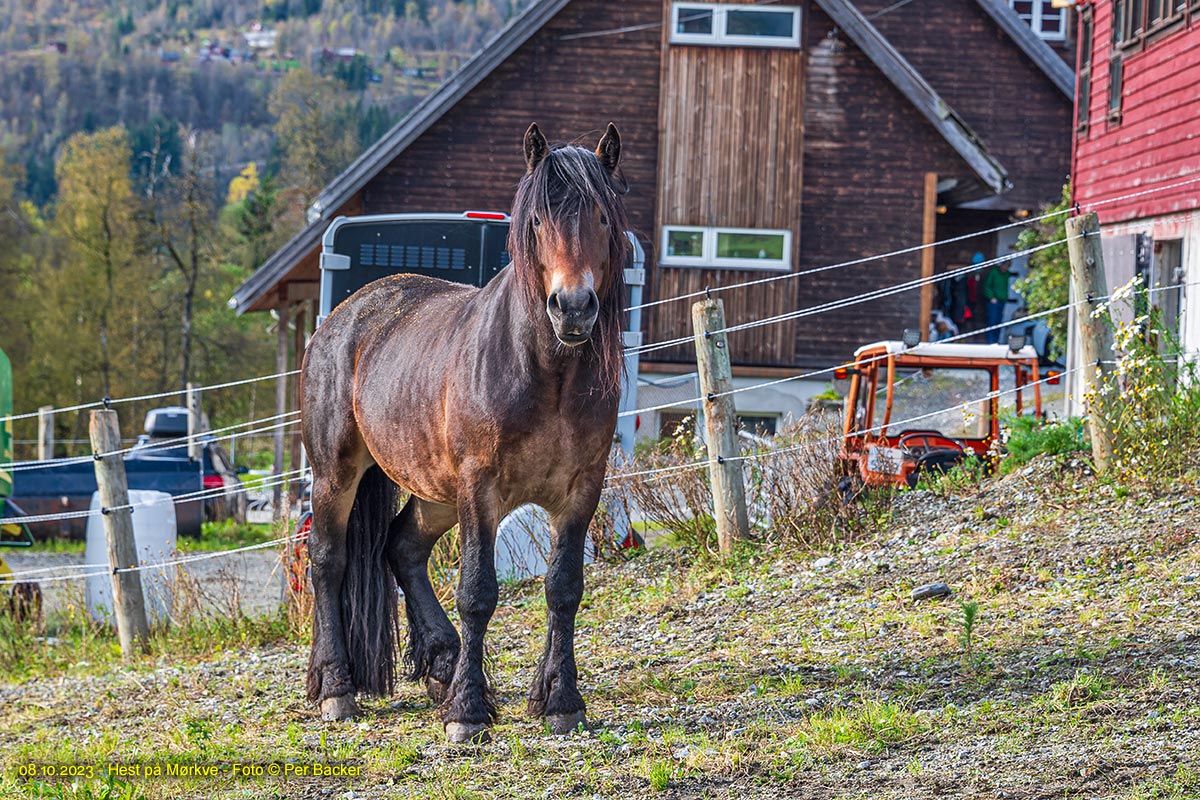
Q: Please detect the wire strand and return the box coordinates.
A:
[628,171,1200,314]
[0,411,301,473]
[0,369,301,425]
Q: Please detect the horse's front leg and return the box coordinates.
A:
[528,484,602,734]
[442,480,499,743]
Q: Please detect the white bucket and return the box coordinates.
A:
[494,505,594,582]
[85,490,178,625]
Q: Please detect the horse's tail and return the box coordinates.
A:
[308,465,400,702]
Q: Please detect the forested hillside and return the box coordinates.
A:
[0,0,521,203]
[0,0,526,446]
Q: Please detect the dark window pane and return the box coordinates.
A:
[666,229,704,258]
[1077,74,1090,127]
[676,6,713,34]
[725,9,795,38]
[1109,58,1123,112]
[1080,16,1092,67]
[716,231,786,261]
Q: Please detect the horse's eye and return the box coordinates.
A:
[599,213,609,226]
[532,216,542,228]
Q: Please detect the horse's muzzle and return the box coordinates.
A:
[547,287,599,347]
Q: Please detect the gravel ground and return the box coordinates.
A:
[2,459,1199,799]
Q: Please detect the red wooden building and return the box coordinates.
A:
[1070,0,1200,388]
[233,0,1076,435]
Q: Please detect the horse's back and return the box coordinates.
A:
[301,274,476,467]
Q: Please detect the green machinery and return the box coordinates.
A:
[0,345,35,584]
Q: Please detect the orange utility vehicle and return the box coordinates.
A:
[836,338,1049,489]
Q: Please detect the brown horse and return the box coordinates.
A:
[300,123,629,743]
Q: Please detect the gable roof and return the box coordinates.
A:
[972,0,1075,98]
[817,0,1010,196]
[230,0,573,314]
[232,0,1015,314]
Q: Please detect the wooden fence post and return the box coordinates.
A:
[89,408,150,657]
[37,405,55,461]
[1065,211,1116,472]
[274,298,289,523]
[691,298,749,555]
[919,171,938,341]
[186,382,201,462]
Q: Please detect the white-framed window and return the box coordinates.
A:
[1009,0,1066,42]
[670,3,802,49]
[661,226,792,271]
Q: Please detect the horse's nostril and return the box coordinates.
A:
[547,291,562,315]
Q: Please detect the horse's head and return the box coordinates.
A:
[509,123,629,353]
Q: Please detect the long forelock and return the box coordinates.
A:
[508,144,631,396]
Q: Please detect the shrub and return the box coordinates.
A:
[999,414,1087,474]
[1088,296,1200,485]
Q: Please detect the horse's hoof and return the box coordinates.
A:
[426,677,449,704]
[320,694,359,721]
[445,721,491,745]
[546,711,588,735]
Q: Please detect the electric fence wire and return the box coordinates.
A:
[618,278,1200,419]
[0,369,301,425]
[0,469,306,528]
[626,235,1077,357]
[627,172,1200,314]
[605,365,1080,486]
[0,411,301,473]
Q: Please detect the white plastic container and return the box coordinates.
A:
[85,489,178,625]
[494,505,593,582]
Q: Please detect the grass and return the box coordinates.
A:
[176,520,278,553]
[791,700,930,758]
[1,467,1199,798]
[22,538,85,555]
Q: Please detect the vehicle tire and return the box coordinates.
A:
[838,475,864,504]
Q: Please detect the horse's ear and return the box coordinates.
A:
[595,122,621,174]
[524,123,549,173]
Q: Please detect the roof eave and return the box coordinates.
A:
[815,0,1010,196]
[230,0,572,314]
[972,0,1076,99]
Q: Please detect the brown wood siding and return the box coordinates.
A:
[360,0,663,253]
[648,0,806,367]
[854,0,1073,209]
[792,3,978,366]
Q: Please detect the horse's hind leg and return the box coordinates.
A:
[385,497,460,703]
[306,468,364,720]
[528,487,601,734]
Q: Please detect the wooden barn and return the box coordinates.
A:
[232,0,1075,437]
[1067,0,1200,407]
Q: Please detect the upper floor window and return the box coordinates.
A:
[1112,0,1189,47]
[662,225,792,271]
[670,3,802,49]
[1009,0,1066,41]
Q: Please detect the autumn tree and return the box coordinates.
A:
[268,69,360,207]
[52,127,148,399]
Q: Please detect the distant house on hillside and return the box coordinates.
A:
[232,0,1075,432]
[321,47,359,63]
[244,23,278,51]
[1067,0,1200,410]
